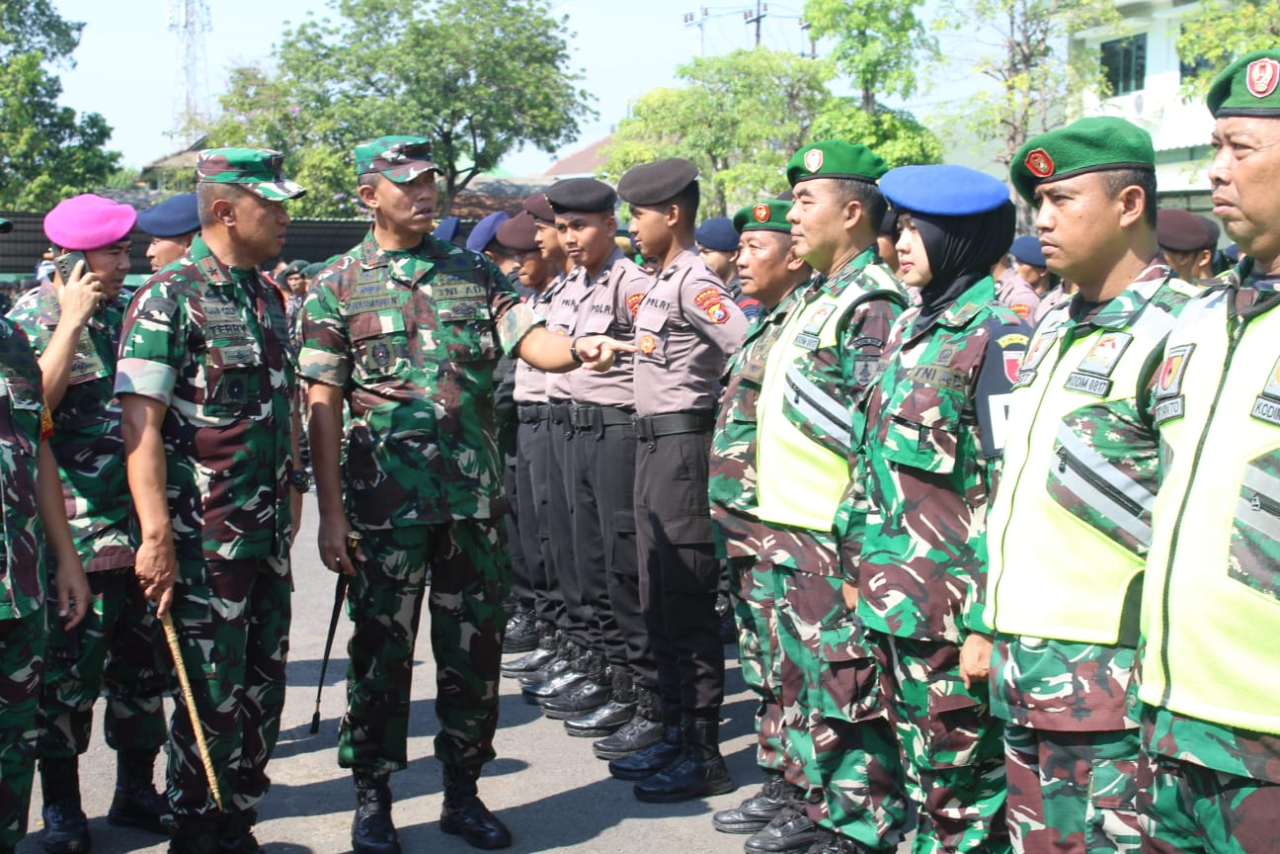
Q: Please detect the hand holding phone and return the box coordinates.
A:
[53,251,105,323]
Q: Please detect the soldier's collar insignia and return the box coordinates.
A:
[1025,148,1055,179]
[1248,58,1280,98]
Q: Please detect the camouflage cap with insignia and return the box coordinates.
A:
[733,199,792,234]
[785,140,888,188]
[1208,49,1280,118]
[197,148,306,201]
[355,135,440,183]
[1010,116,1154,204]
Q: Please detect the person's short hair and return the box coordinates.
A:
[831,178,888,233]
[1103,168,1158,229]
[197,181,247,228]
[669,182,700,225]
[357,172,383,190]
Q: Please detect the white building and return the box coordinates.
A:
[1074,0,1216,213]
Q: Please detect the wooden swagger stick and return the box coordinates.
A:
[161,612,225,812]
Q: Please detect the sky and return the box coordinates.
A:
[52,0,847,176]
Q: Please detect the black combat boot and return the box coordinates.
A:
[501,624,558,676]
[351,770,400,854]
[502,608,538,654]
[440,765,511,850]
[168,814,222,854]
[803,828,877,854]
[40,757,90,854]
[607,712,684,781]
[108,748,170,835]
[712,768,802,833]
[540,653,610,719]
[634,716,735,803]
[518,635,575,686]
[521,642,589,702]
[565,668,636,737]
[219,809,260,853]
[593,686,664,759]
[743,801,822,854]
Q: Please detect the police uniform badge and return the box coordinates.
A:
[1153,344,1194,425]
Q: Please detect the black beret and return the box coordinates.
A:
[695,217,739,252]
[523,192,556,223]
[544,178,617,214]
[1157,209,1216,252]
[617,158,699,207]
[136,192,200,238]
[496,211,539,252]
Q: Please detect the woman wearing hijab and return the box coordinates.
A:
[848,164,1032,854]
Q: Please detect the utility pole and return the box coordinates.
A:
[800,20,816,59]
[744,1,767,47]
[682,6,709,58]
[168,0,211,142]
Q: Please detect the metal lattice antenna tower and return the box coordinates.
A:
[168,0,211,141]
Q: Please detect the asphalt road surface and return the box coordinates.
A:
[17,499,764,854]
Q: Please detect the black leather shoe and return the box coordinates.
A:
[219,810,261,853]
[608,723,683,780]
[564,699,634,737]
[502,610,538,653]
[712,770,799,834]
[540,679,610,719]
[634,718,734,803]
[351,772,400,854]
[593,712,663,758]
[501,645,555,676]
[41,800,91,854]
[441,766,511,850]
[521,667,587,702]
[743,805,821,854]
[108,782,171,835]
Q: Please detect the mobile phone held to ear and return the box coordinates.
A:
[54,250,88,284]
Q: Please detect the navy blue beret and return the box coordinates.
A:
[433,216,461,243]
[136,192,200,238]
[695,217,739,252]
[466,211,510,252]
[880,165,1010,217]
[1009,235,1046,267]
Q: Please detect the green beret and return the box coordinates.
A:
[1208,49,1280,118]
[1010,116,1154,204]
[733,200,792,234]
[786,141,887,188]
[196,148,306,201]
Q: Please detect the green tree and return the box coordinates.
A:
[1176,0,1280,96]
[0,2,120,209]
[604,48,836,217]
[803,0,937,112]
[811,101,944,167]
[209,0,593,218]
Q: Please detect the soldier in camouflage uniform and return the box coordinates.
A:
[1135,49,1280,854]
[0,216,90,854]
[298,136,627,854]
[8,194,170,854]
[707,199,814,836]
[855,165,1032,854]
[116,149,307,854]
[986,118,1200,854]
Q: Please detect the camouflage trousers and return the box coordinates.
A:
[1137,750,1280,854]
[873,632,1010,854]
[38,566,168,760]
[1004,725,1140,854]
[0,610,44,854]
[726,554,788,773]
[778,571,908,852]
[167,558,291,817]
[339,520,509,773]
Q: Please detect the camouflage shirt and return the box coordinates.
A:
[990,265,1198,732]
[0,318,48,619]
[115,235,296,564]
[856,275,1030,643]
[297,231,541,529]
[8,283,133,571]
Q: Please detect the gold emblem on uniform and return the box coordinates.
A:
[1025,148,1055,178]
[804,149,824,173]
[639,334,657,355]
[1247,58,1280,99]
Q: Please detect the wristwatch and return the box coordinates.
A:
[569,337,584,364]
[287,468,312,493]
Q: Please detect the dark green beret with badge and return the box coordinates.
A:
[733,199,792,234]
[785,141,888,188]
[1010,116,1154,204]
[1207,49,1280,118]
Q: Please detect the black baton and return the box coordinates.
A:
[310,531,359,734]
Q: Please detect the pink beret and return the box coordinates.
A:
[43,194,138,251]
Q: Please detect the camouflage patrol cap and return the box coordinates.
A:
[733,200,792,235]
[1208,49,1280,118]
[786,141,888,188]
[355,135,440,183]
[196,148,306,201]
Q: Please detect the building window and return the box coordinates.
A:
[1102,34,1147,95]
